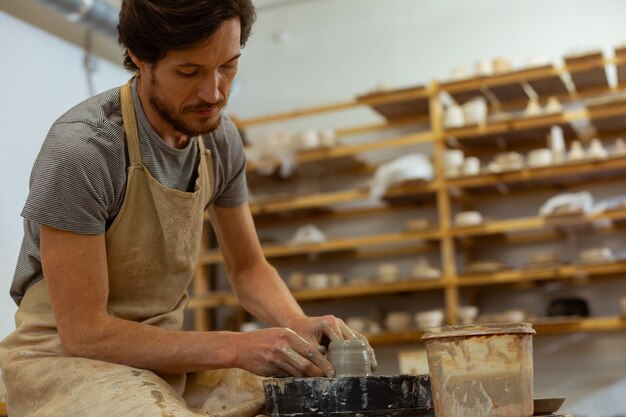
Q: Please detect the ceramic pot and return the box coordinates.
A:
[415,310,445,329]
[524,98,542,116]
[462,97,488,125]
[493,57,512,74]
[528,148,553,168]
[328,339,371,377]
[454,211,483,227]
[444,104,465,128]
[588,138,608,159]
[462,157,481,176]
[568,140,586,161]
[545,96,563,113]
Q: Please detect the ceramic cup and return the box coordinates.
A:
[450,66,470,80]
[444,104,465,128]
[493,57,512,74]
[545,96,563,113]
[444,149,465,177]
[524,98,542,116]
[293,129,320,150]
[385,311,412,332]
[328,339,371,377]
[614,138,626,156]
[306,273,330,289]
[414,310,445,329]
[588,138,609,159]
[345,317,368,334]
[528,148,553,168]
[318,129,337,147]
[378,263,399,283]
[454,211,483,227]
[457,306,479,325]
[462,97,488,126]
[475,59,494,77]
[568,140,586,161]
[549,125,566,163]
[462,157,481,176]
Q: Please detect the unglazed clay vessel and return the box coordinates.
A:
[328,339,371,377]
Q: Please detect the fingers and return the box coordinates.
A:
[275,329,335,377]
[319,316,345,341]
[337,320,357,340]
[353,331,378,372]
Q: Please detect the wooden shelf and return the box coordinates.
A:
[199,229,441,265]
[457,260,626,287]
[250,180,436,215]
[446,155,626,191]
[356,85,431,120]
[188,278,445,310]
[564,51,609,94]
[441,64,570,104]
[246,130,436,174]
[445,101,626,142]
[451,208,626,238]
[365,316,626,346]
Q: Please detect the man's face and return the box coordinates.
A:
[139,18,241,137]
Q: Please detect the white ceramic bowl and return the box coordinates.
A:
[306,273,330,289]
[457,306,479,325]
[580,247,614,263]
[385,311,412,332]
[415,310,445,329]
[462,98,488,125]
[528,148,553,168]
[346,317,369,334]
[444,105,465,129]
[454,211,483,227]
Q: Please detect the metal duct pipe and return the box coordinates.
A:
[34,0,119,39]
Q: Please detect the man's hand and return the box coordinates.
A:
[287,315,378,372]
[234,328,335,377]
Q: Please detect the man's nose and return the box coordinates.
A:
[197,72,220,104]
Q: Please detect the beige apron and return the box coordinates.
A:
[0,81,265,417]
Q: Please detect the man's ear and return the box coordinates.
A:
[128,50,145,71]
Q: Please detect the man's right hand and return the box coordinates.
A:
[234,328,335,377]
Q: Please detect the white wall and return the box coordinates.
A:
[0,11,128,339]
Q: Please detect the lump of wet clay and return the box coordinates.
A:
[327,339,371,377]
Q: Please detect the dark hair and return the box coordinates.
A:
[118,0,256,72]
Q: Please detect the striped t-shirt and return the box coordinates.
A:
[10,79,247,305]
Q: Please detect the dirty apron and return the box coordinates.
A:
[0,81,265,417]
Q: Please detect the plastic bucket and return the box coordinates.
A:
[422,322,535,417]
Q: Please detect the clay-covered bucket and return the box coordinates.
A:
[422,322,536,417]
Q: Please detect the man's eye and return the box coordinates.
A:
[178,69,198,77]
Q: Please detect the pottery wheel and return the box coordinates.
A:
[263,374,432,417]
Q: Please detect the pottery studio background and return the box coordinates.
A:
[1,0,626,416]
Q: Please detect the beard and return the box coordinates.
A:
[148,75,227,138]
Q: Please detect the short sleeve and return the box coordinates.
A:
[21,122,118,235]
[212,117,248,207]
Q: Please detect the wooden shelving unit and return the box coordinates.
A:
[192,52,626,340]
[366,316,626,347]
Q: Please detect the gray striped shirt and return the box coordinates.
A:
[10,80,247,305]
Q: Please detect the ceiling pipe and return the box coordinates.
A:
[33,0,119,39]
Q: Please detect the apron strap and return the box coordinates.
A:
[120,80,142,165]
